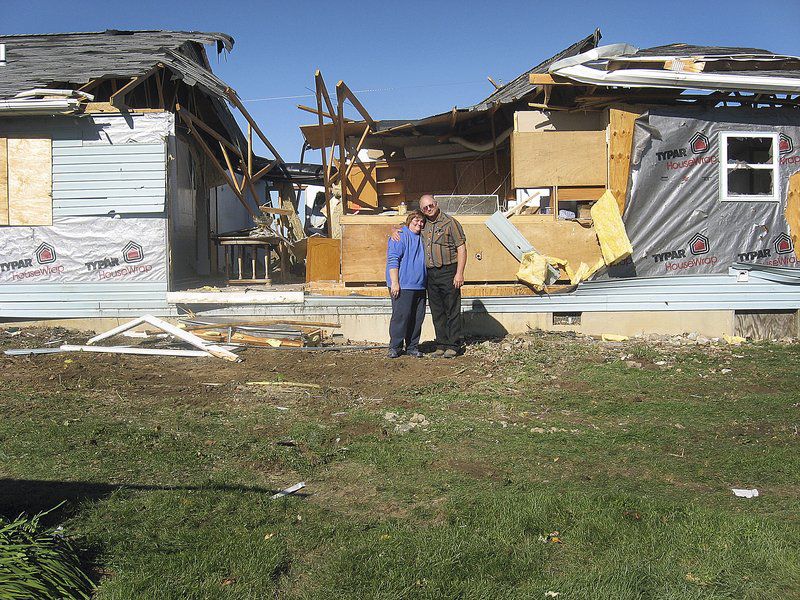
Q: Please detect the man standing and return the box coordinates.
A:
[418,194,466,358]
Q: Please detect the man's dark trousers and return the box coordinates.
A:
[389,289,427,352]
[427,263,462,351]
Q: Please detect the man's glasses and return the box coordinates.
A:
[421,203,437,212]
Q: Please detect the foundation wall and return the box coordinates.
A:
[8,310,739,344]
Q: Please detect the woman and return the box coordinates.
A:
[385,211,427,358]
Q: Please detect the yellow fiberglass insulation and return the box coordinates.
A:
[517,251,567,292]
[591,190,633,265]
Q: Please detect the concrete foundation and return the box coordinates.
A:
[6,309,737,343]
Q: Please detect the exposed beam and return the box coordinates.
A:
[109,64,161,108]
[336,80,376,129]
[176,104,255,220]
[529,73,575,86]
[176,105,243,157]
[225,88,285,164]
[219,142,241,193]
[298,104,337,120]
[315,71,333,237]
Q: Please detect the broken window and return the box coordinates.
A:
[719,132,779,202]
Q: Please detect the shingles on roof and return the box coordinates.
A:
[0,30,234,100]
[470,28,602,111]
[632,43,775,57]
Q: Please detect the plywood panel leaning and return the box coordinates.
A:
[785,171,800,260]
[608,107,642,214]
[7,137,52,226]
[511,130,607,188]
[0,138,8,226]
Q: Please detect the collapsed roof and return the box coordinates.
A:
[0,30,322,183]
[547,42,800,93]
[302,30,800,153]
[0,30,234,100]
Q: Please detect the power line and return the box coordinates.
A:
[242,79,488,103]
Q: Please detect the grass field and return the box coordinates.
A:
[1,330,799,598]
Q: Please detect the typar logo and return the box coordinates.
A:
[35,243,57,265]
[774,232,794,255]
[689,132,710,155]
[122,241,144,263]
[689,233,710,256]
[779,133,794,155]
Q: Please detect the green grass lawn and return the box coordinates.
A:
[1,332,799,598]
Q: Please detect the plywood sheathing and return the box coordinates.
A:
[786,171,800,260]
[511,130,607,188]
[7,138,52,226]
[608,107,643,214]
[339,215,602,283]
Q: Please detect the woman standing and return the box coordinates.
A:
[385,211,427,358]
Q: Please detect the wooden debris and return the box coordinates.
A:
[88,314,241,362]
[246,381,321,389]
[60,345,213,358]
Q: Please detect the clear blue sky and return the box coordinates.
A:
[5,0,799,162]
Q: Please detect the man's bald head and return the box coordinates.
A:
[419,195,439,219]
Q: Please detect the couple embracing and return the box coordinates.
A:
[385,195,466,358]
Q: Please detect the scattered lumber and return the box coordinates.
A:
[87,314,241,361]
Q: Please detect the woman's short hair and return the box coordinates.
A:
[405,210,425,226]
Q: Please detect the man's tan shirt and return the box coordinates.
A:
[421,212,466,268]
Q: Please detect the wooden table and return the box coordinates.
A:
[214,231,288,285]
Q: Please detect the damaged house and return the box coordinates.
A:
[300,29,800,338]
[0,30,309,319]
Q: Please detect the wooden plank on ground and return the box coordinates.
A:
[0,138,8,225]
[608,107,643,214]
[511,130,607,188]
[7,137,52,226]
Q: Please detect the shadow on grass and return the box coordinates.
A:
[0,478,308,523]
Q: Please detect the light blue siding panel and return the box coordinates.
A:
[54,171,166,183]
[52,138,83,148]
[53,186,166,200]
[55,153,164,165]
[0,282,167,293]
[0,302,173,318]
[51,142,166,217]
[0,291,169,302]
[53,163,165,174]
[52,144,165,156]
[53,205,165,216]
[53,180,165,191]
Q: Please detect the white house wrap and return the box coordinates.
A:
[611,108,800,278]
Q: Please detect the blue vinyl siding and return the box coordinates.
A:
[52,142,167,216]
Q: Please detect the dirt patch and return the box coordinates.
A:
[437,457,506,481]
[0,329,485,407]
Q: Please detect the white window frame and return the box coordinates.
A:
[719,131,780,203]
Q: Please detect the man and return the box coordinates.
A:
[418,194,467,358]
